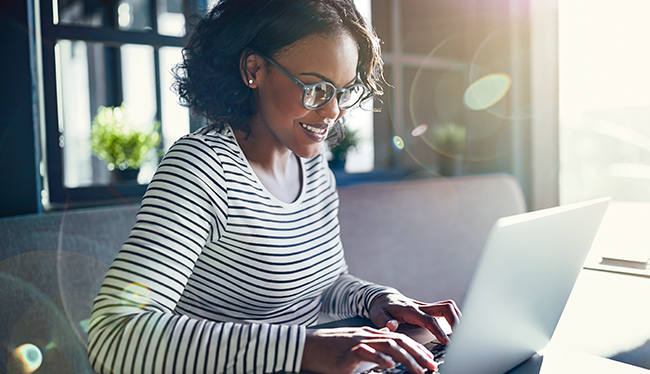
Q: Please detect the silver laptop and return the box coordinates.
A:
[355,197,610,374]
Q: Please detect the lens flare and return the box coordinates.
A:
[392,136,404,150]
[120,282,151,309]
[13,343,43,373]
[79,318,91,333]
[463,73,512,111]
[411,124,428,137]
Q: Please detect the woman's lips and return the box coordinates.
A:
[300,122,329,142]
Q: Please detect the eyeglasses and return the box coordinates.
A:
[262,55,367,110]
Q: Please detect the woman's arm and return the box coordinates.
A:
[88,136,304,374]
[311,260,459,373]
[319,271,402,320]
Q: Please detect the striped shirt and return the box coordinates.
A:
[88,125,398,374]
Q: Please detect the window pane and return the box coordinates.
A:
[159,46,190,149]
[120,44,158,183]
[398,0,469,60]
[56,40,160,188]
[117,0,153,31]
[342,107,374,173]
[559,0,650,264]
[402,66,452,172]
[57,40,127,187]
[559,0,650,203]
[55,0,103,27]
[55,0,153,31]
[157,0,186,36]
[120,44,156,128]
[56,40,95,188]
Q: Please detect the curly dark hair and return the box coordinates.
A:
[173,0,386,137]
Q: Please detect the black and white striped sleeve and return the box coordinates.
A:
[319,267,402,320]
[87,136,306,374]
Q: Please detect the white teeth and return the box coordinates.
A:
[301,123,326,135]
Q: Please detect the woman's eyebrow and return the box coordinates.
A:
[300,72,357,87]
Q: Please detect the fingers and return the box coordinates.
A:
[390,300,461,344]
[306,326,437,374]
[351,344,395,369]
[360,329,437,373]
[385,304,448,344]
[372,338,437,373]
[419,299,462,329]
[425,314,450,344]
[415,299,460,314]
[437,299,462,323]
[372,309,399,331]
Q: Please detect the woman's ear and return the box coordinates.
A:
[240,52,263,89]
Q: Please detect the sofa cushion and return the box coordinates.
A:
[338,174,526,304]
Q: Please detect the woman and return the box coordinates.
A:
[87,0,460,373]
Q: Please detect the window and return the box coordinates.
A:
[42,0,380,206]
[41,0,196,208]
[341,0,374,174]
[559,0,650,203]
[41,0,524,208]
[370,0,521,179]
[559,0,650,265]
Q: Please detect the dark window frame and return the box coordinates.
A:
[40,0,202,210]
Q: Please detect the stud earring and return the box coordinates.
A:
[248,79,254,85]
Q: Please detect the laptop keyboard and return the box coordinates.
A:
[359,339,448,374]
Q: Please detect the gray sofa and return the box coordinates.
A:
[338,173,526,303]
[0,174,525,373]
[0,204,139,373]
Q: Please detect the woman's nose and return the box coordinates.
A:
[315,95,342,120]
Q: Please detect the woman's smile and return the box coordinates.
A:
[299,121,333,142]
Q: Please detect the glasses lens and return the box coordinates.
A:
[304,83,335,109]
[338,85,365,109]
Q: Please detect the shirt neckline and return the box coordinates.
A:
[227,126,307,208]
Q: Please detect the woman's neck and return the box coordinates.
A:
[234,127,303,203]
[234,127,292,174]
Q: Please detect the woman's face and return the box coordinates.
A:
[249,31,359,159]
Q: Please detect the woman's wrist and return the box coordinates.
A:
[301,329,322,373]
[368,292,403,314]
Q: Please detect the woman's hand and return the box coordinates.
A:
[301,326,438,374]
[369,294,461,344]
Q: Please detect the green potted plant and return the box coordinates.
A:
[327,122,359,170]
[432,123,467,176]
[91,104,161,182]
